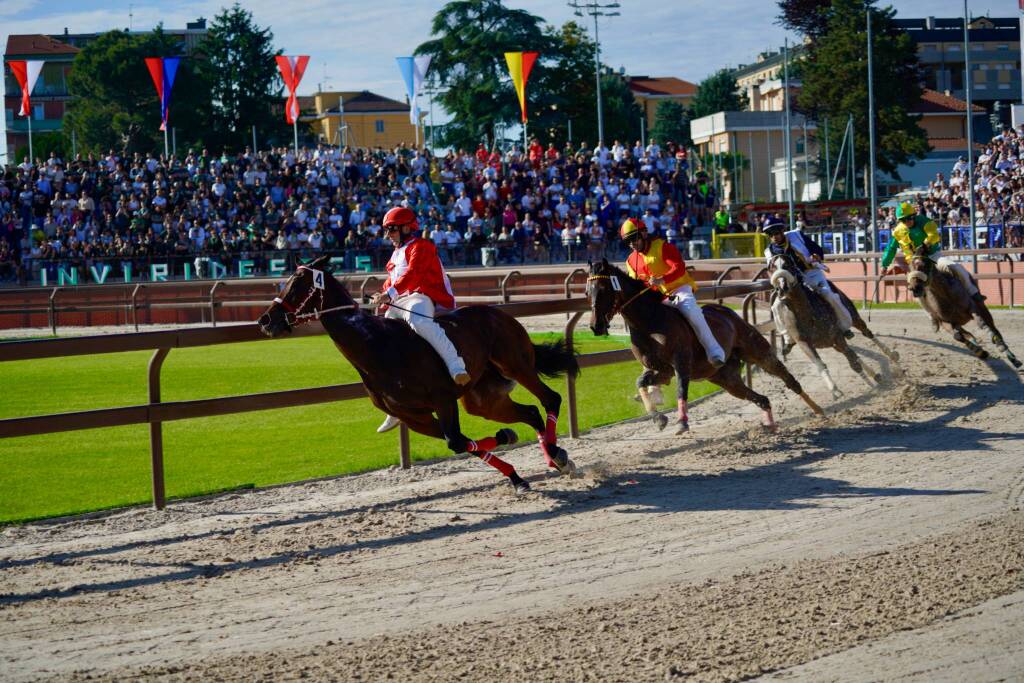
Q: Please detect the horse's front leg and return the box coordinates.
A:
[635,367,669,431]
[436,399,529,494]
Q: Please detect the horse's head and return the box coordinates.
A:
[768,254,799,300]
[587,258,624,336]
[258,255,354,337]
[907,245,932,298]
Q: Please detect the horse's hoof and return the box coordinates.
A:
[831,389,844,400]
[512,478,531,495]
[548,446,576,476]
[652,412,668,431]
[873,373,885,384]
[889,351,901,362]
[976,350,990,361]
[497,428,518,446]
[1009,356,1023,369]
[675,420,690,435]
[762,423,779,433]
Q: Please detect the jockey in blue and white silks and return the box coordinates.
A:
[764,222,853,344]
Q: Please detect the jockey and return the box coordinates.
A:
[882,202,984,302]
[764,221,853,350]
[621,218,726,367]
[372,206,469,433]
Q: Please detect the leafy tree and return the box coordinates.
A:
[598,73,643,146]
[530,21,597,146]
[15,132,68,165]
[416,0,556,150]
[65,27,209,156]
[650,100,690,147]
[197,4,284,151]
[796,0,928,180]
[689,69,748,119]
[776,0,832,39]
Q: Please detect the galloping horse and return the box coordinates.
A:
[907,245,1022,368]
[769,254,891,399]
[258,255,581,494]
[587,259,824,433]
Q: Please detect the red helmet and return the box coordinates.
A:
[382,206,418,232]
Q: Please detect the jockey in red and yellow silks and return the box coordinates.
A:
[620,218,725,367]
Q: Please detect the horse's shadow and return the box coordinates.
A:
[2,336,1018,606]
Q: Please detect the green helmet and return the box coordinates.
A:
[895,202,916,220]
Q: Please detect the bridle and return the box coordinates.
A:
[587,273,657,321]
[274,265,357,326]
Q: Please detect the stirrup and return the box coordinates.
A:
[376,414,401,433]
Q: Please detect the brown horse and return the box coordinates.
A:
[587,259,824,434]
[258,255,581,494]
[907,246,1021,368]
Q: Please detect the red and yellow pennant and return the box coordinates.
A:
[504,51,538,123]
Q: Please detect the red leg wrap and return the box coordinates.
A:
[477,451,515,477]
[467,436,499,453]
[544,412,558,445]
[677,399,689,422]
[536,434,557,468]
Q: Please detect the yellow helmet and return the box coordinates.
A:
[619,218,643,242]
[896,202,916,220]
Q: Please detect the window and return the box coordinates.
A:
[375,120,384,133]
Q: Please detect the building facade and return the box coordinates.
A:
[303,90,421,150]
[4,21,207,162]
[627,76,698,131]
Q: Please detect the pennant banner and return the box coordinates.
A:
[9,60,45,117]
[504,52,538,123]
[275,55,310,124]
[144,57,180,131]
[397,55,433,124]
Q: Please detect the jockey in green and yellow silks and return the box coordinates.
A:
[881,202,982,301]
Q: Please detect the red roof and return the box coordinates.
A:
[5,34,79,57]
[628,76,697,97]
[916,88,984,114]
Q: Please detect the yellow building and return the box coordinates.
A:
[303,90,424,149]
[628,76,698,131]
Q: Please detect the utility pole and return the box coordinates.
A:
[568,1,621,146]
[867,8,880,264]
[783,38,795,229]
[964,0,978,269]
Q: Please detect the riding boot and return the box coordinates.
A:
[377,414,401,433]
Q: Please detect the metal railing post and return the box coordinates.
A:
[131,284,142,331]
[148,348,170,510]
[48,287,60,335]
[209,281,223,327]
[398,424,411,469]
[741,293,756,388]
[564,268,586,320]
[714,265,741,305]
[359,276,380,304]
[563,310,585,438]
[500,271,521,303]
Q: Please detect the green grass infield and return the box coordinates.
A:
[0,331,716,524]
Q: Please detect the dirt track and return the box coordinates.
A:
[2,310,1023,682]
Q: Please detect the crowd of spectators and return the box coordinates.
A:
[877,125,1024,254]
[0,136,726,284]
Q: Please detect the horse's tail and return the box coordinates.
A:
[533,338,581,379]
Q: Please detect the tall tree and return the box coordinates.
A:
[796,0,929,179]
[650,100,690,147]
[689,69,748,120]
[65,27,209,156]
[776,0,832,39]
[197,4,284,151]
[416,0,557,150]
[598,73,644,145]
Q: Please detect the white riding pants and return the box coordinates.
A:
[933,255,979,296]
[663,285,726,363]
[385,293,467,378]
[802,268,852,331]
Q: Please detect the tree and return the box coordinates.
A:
[416,0,556,150]
[598,73,644,145]
[197,4,284,151]
[796,0,929,180]
[776,0,832,39]
[650,100,690,147]
[689,69,747,120]
[65,27,210,156]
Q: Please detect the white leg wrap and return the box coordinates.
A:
[672,287,726,363]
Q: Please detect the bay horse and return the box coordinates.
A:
[258,255,581,494]
[907,245,1022,368]
[587,259,824,434]
[769,254,888,399]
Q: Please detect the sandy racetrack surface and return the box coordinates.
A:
[2,310,1023,682]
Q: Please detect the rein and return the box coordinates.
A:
[587,274,659,317]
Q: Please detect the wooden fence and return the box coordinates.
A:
[0,281,773,510]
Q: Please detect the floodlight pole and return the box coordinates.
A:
[867,8,879,265]
[964,0,978,269]
[783,38,795,229]
[568,1,621,147]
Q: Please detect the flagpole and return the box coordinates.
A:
[163,126,169,158]
[293,119,299,158]
[27,112,33,162]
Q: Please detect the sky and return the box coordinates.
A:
[1,0,1017,159]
